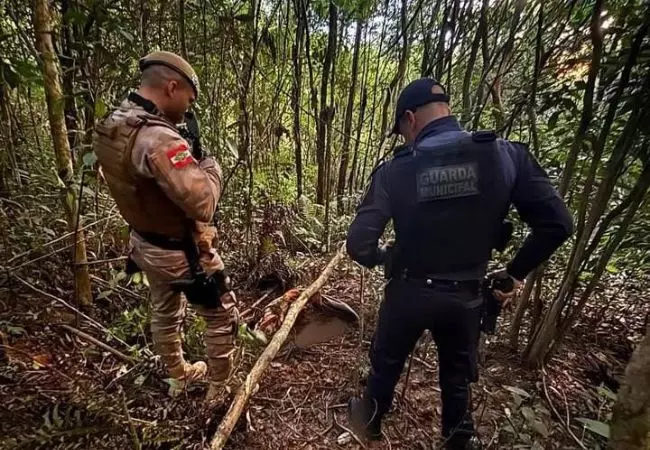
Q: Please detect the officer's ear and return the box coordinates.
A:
[166,79,179,98]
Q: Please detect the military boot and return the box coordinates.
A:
[167,361,207,396]
[347,396,382,440]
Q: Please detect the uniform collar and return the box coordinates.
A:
[414,115,462,144]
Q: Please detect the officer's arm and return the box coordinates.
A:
[346,164,391,268]
[146,131,222,222]
[507,144,573,281]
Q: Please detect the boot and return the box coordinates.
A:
[347,396,382,440]
[167,361,207,396]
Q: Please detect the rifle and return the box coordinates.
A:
[177,110,204,160]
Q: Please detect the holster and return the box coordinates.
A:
[161,223,230,309]
[170,270,230,309]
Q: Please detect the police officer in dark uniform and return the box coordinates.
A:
[346,78,573,449]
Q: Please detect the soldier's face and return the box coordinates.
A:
[164,79,196,123]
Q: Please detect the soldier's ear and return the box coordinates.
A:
[166,79,179,97]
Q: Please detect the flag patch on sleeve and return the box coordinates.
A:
[166,144,193,168]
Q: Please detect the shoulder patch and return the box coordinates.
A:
[471,130,497,143]
[166,143,193,168]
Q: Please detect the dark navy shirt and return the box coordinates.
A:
[346,115,573,281]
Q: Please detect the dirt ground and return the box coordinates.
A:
[0,251,640,450]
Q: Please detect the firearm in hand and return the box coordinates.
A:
[480,272,515,334]
[178,110,204,160]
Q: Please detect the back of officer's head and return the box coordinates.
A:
[393,78,451,143]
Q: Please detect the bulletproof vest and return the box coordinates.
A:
[93,107,188,240]
[387,132,510,279]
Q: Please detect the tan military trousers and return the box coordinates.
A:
[130,235,238,382]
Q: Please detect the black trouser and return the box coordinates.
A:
[365,277,482,440]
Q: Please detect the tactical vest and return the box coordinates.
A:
[93,108,188,240]
[387,132,510,279]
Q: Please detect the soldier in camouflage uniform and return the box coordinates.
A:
[93,51,238,400]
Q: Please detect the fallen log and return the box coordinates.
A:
[209,244,346,449]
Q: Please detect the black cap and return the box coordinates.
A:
[391,78,449,135]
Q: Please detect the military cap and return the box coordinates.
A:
[391,78,449,135]
[139,51,199,97]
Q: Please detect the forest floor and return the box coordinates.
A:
[1,240,644,450]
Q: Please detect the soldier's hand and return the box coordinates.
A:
[488,269,523,308]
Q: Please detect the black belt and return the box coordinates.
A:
[134,230,185,251]
[398,274,481,292]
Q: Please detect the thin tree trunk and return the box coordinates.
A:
[461,0,485,126]
[315,0,337,205]
[557,0,604,197]
[179,0,188,59]
[291,0,305,200]
[336,19,363,214]
[34,0,92,306]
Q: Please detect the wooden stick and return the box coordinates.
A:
[60,324,135,364]
[12,275,132,350]
[209,244,346,449]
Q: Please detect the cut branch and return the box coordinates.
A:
[209,244,346,449]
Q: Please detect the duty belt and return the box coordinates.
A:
[134,230,185,251]
[396,272,482,294]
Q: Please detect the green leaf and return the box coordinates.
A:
[504,385,532,398]
[605,263,619,274]
[597,384,617,401]
[95,98,107,118]
[576,418,610,438]
[82,151,97,168]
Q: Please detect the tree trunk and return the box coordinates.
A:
[315,0,337,205]
[34,0,92,306]
[179,0,188,59]
[291,0,305,200]
[557,0,604,197]
[59,0,80,162]
[336,19,363,214]
[525,68,648,367]
[378,0,408,149]
[609,326,650,449]
[460,0,486,126]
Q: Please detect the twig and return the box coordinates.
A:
[239,288,274,318]
[59,324,135,363]
[12,274,133,351]
[75,256,128,266]
[209,245,346,449]
[334,417,367,449]
[541,367,588,450]
[119,388,142,450]
[400,343,418,405]
[6,215,116,264]
[90,275,147,301]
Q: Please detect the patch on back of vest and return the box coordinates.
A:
[166,143,193,168]
[417,162,479,201]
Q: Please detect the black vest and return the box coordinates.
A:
[387,132,510,279]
